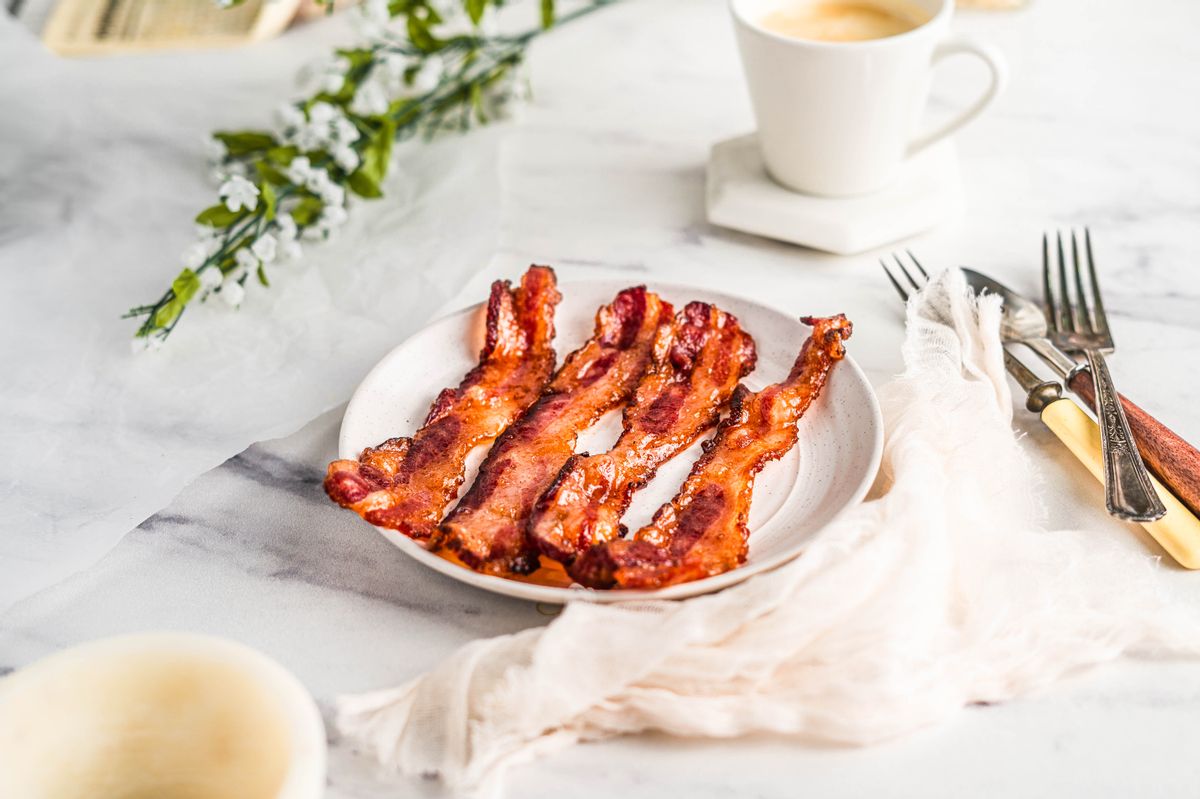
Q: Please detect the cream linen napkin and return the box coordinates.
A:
[338,269,1200,796]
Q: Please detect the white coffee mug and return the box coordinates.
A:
[731,0,1007,197]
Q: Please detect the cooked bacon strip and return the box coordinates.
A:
[571,314,852,590]
[436,287,674,576]
[529,302,757,564]
[323,266,560,539]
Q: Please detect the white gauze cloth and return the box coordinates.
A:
[338,269,1200,795]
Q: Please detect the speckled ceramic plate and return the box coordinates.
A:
[338,281,883,603]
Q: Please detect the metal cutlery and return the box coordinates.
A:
[954,267,1078,377]
[881,254,1200,568]
[958,267,1200,522]
[1041,230,1165,522]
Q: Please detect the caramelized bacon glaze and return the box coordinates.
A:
[323,266,561,539]
[570,314,852,590]
[435,287,674,576]
[530,302,758,564]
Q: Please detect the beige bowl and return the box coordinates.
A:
[0,633,326,799]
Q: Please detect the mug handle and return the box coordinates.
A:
[907,35,1008,157]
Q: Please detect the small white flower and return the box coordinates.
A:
[292,125,322,152]
[199,267,223,290]
[211,159,248,184]
[352,0,391,40]
[332,116,361,144]
[220,280,245,308]
[302,204,350,242]
[412,56,444,94]
[214,0,236,9]
[275,212,297,240]
[305,166,347,206]
[432,5,473,37]
[382,52,408,79]
[251,233,278,264]
[299,55,351,96]
[205,234,223,256]
[320,182,346,208]
[309,101,337,124]
[275,103,306,133]
[191,231,222,260]
[219,175,259,213]
[235,247,259,273]
[305,167,332,194]
[182,241,209,270]
[304,171,328,193]
[333,146,360,173]
[286,156,313,184]
[321,205,349,228]
[279,237,303,261]
[350,80,390,117]
[322,73,345,94]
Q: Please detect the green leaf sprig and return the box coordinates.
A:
[126,0,620,349]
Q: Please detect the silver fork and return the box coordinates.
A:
[879,251,1041,397]
[1043,230,1164,521]
[879,249,929,299]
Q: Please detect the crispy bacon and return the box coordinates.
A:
[571,314,852,590]
[435,287,674,576]
[323,266,561,539]
[529,302,757,564]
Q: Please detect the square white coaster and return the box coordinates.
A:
[706,133,962,255]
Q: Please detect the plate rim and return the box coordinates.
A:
[337,279,884,604]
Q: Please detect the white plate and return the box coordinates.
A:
[338,281,883,603]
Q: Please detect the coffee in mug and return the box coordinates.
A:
[760,1,931,43]
[731,0,1007,196]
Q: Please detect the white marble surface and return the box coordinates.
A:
[3,0,1200,795]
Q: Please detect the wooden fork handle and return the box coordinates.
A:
[1040,398,1200,568]
[1069,369,1200,519]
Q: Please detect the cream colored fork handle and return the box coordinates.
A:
[1086,350,1166,522]
[1040,397,1200,568]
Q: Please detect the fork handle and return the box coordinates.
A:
[1040,397,1200,568]
[1084,350,1167,522]
[1069,368,1200,520]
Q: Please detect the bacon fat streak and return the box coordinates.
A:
[323,266,560,539]
[435,287,673,576]
[570,314,852,590]
[530,301,757,564]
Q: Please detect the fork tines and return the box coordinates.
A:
[880,250,929,302]
[1042,228,1113,347]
